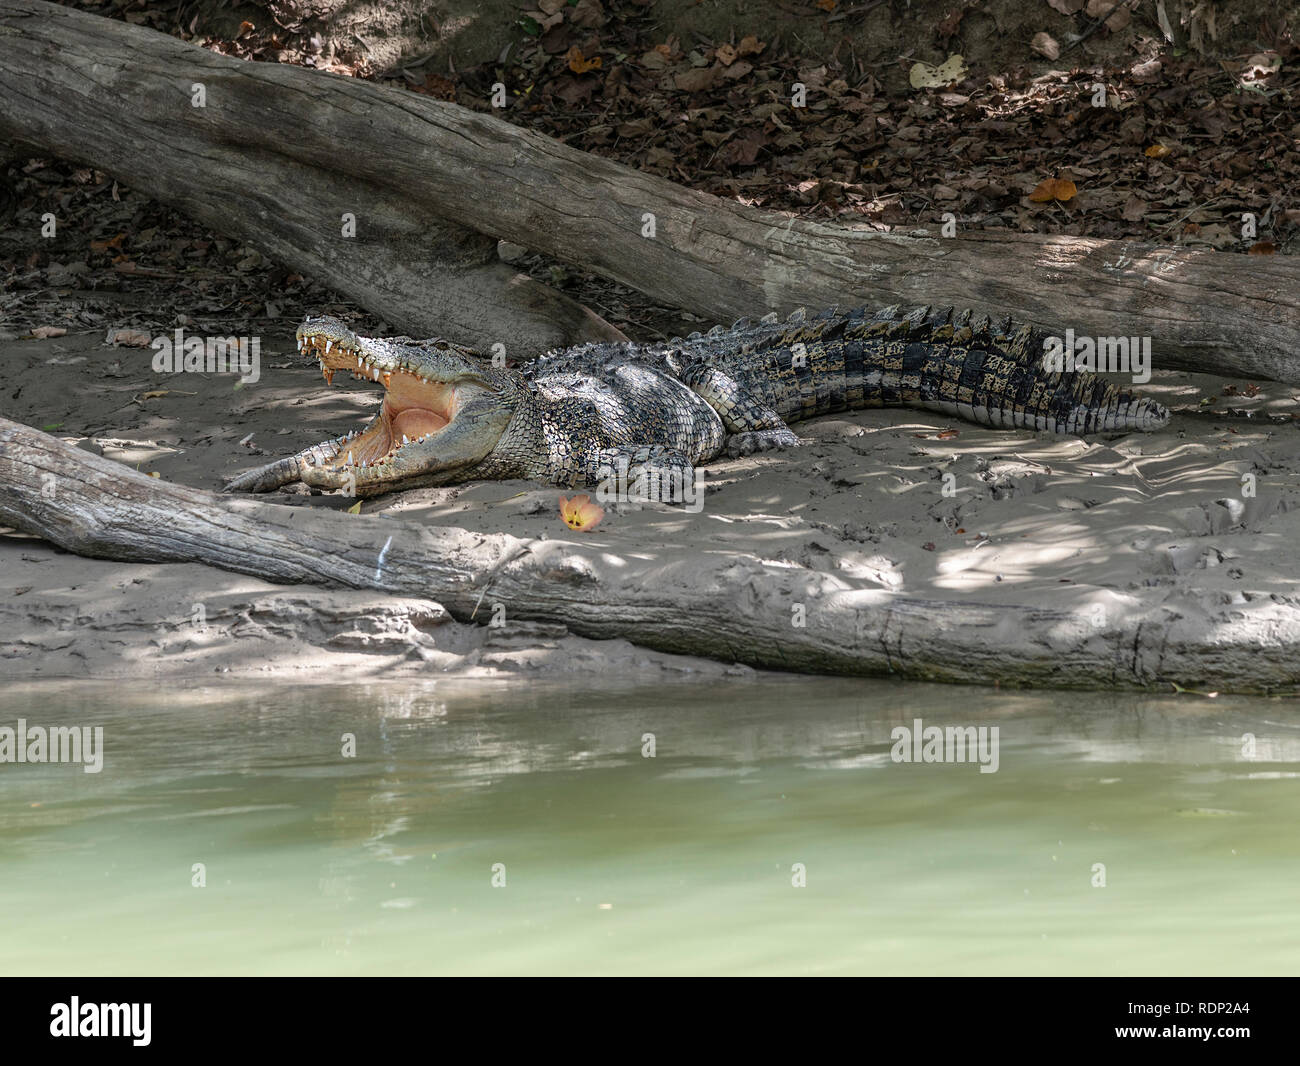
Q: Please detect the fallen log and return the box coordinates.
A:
[0,1,622,356]
[1,1,1295,381]
[2,415,1297,692]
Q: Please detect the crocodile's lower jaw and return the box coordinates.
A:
[299,332,457,469]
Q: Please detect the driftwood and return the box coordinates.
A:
[2,415,1298,692]
[2,0,1297,381]
[0,0,622,356]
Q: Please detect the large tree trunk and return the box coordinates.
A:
[0,1,623,356]
[2,415,1297,692]
[1,1,1295,380]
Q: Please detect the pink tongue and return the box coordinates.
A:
[392,409,448,442]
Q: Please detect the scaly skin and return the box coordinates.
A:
[223,304,1170,499]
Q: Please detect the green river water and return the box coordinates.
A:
[0,678,1297,975]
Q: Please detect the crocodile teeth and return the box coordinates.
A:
[325,340,333,352]
[402,435,409,444]
[347,451,353,463]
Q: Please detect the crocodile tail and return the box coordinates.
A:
[848,305,1170,434]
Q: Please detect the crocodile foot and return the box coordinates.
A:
[725,428,800,458]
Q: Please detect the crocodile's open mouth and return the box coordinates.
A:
[298,329,457,468]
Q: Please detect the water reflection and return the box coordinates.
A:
[0,679,1297,974]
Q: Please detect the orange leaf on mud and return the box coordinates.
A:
[559,494,605,532]
[1248,241,1276,255]
[566,46,602,74]
[1028,177,1077,203]
[90,233,125,252]
[1144,143,1173,158]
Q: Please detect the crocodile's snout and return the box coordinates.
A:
[295,315,356,354]
[294,318,461,474]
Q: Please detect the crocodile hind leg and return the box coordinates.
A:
[681,365,800,457]
[222,435,351,493]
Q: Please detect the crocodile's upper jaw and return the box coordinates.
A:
[296,318,480,475]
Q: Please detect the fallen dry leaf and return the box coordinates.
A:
[1029,177,1077,202]
[30,326,67,338]
[1242,52,1282,82]
[1121,194,1148,221]
[675,66,720,92]
[1130,57,1162,82]
[936,8,965,38]
[108,329,153,347]
[565,46,602,75]
[1031,33,1060,61]
[569,0,604,28]
[559,494,604,531]
[1085,0,1130,31]
[909,54,968,89]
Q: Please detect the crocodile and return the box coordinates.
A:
[223,304,1170,499]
